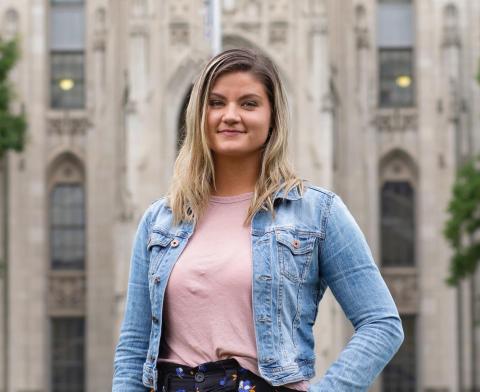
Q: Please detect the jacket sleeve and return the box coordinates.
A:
[309,195,404,392]
[112,208,152,392]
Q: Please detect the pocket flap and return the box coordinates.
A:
[147,231,173,251]
[276,230,316,255]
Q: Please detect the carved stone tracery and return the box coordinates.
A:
[48,117,89,136]
[374,109,418,132]
[3,8,19,39]
[354,5,370,50]
[442,4,461,48]
[48,273,86,315]
[131,0,148,18]
[269,21,288,45]
[382,268,418,314]
[93,7,107,51]
[170,21,190,46]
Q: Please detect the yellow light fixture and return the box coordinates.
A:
[59,78,75,91]
[396,75,411,88]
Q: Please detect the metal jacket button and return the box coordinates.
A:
[194,372,205,382]
[171,239,179,248]
[292,239,300,248]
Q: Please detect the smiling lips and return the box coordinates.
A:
[218,129,246,135]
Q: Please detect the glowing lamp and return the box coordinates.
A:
[396,75,411,88]
[59,78,75,91]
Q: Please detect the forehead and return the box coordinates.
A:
[210,71,267,96]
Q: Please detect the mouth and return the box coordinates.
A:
[218,129,246,134]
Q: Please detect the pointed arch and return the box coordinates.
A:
[163,53,206,163]
[47,151,85,187]
[47,151,86,271]
[379,148,418,185]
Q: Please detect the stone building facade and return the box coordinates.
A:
[0,0,479,391]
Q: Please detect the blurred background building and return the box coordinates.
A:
[0,0,479,391]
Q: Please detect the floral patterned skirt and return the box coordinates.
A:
[156,358,299,392]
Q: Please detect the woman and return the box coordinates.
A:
[112,48,404,392]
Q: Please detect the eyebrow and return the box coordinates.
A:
[208,92,263,100]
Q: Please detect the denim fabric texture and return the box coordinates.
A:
[112,184,404,392]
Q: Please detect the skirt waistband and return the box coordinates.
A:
[156,359,301,392]
[158,358,239,375]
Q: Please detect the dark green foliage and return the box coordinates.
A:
[444,155,480,285]
[0,37,26,157]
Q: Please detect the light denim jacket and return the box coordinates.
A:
[112,184,404,391]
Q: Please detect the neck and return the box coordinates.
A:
[212,154,261,196]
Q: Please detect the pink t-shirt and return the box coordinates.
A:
[158,192,308,390]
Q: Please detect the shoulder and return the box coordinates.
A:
[299,183,354,228]
[302,183,336,199]
[139,196,173,230]
[301,182,338,211]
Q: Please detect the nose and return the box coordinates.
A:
[222,103,240,124]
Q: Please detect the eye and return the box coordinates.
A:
[208,99,224,107]
[242,100,258,109]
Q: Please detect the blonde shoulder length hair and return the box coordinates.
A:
[167,48,304,226]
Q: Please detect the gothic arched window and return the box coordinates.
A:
[381,180,415,266]
[50,183,85,270]
[48,154,86,392]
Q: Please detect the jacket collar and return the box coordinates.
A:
[176,183,303,233]
[273,183,303,201]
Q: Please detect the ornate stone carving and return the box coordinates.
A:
[170,21,190,46]
[48,272,86,315]
[93,7,107,51]
[382,268,418,314]
[374,109,418,132]
[310,10,327,35]
[354,5,370,50]
[48,116,89,136]
[269,21,288,45]
[269,0,288,16]
[308,0,325,16]
[95,7,107,35]
[235,22,261,36]
[3,8,19,39]
[131,0,148,18]
[244,0,261,20]
[321,92,334,113]
[442,4,461,48]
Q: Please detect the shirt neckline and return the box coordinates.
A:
[209,192,254,204]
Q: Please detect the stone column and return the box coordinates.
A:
[309,4,333,188]
[125,1,150,220]
[9,1,49,391]
[308,0,341,383]
[113,0,151,348]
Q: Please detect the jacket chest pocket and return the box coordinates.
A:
[147,231,174,276]
[275,230,317,283]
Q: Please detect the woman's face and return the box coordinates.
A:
[206,71,271,163]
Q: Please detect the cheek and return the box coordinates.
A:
[206,112,214,130]
[254,110,271,134]
[206,110,219,130]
